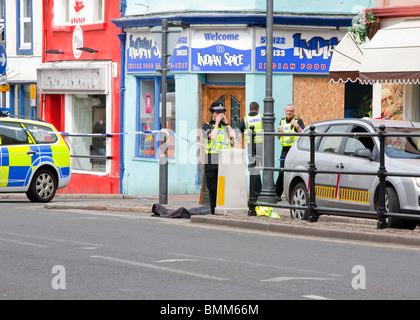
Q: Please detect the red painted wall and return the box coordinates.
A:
[42,0,122,194]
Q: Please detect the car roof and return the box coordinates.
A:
[309,118,420,130]
[0,116,49,126]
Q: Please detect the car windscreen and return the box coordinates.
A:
[375,127,420,159]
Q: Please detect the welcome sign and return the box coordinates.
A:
[255,29,344,74]
[126,31,189,73]
[191,28,252,73]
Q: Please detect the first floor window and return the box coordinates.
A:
[17,0,32,54]
[67,94,107,173]
[136,77,176,159]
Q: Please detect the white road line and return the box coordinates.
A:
[91,255,228,281]
[0,236,48,248]
[156,259,199,263]
[261,276,333,282]
[302,294,333,300]
[0,231,101,247]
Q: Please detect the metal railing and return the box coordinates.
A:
[248,124,420,229]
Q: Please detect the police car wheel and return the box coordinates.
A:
[290,182,309,220]
[26,168,57,203]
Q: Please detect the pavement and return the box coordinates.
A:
[1,193,420,247]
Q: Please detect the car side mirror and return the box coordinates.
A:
[354,148,372,159]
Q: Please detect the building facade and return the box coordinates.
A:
[113,0,372,196]
[38,0,122,194]
[331,0,420,123]
[1,0,42,118]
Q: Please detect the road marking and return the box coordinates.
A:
[302,294,333,300]
[170,252,342,278]
[261,276,333,282]
[91,255,228,281]
[0,231,101,247]
[156,259,199,263]
[0,236,48,248]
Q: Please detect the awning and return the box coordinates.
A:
[329,32,367,83]
[359,19,420,84]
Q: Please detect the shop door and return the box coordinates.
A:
[200,85,246,205]
[202,85,246,133]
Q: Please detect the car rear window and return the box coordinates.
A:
[24,123,59,144]
[297,124,328,151]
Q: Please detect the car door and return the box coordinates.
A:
[332,124,377,212]
[315,124,349,208]
[0,121,37,188]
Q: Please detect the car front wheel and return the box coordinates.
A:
[290,182,309,220]
[381,187,417,230]
[26,168,57,203]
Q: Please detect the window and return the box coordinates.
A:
[24,123,58,144]
[297,124,328,151]
[53,0,104,26]
[343,126,374,156]
[0,121,30,145]
[67,94,107,173]
[17,0,32,55]
[136,77,176,159]
[318,125,348,154]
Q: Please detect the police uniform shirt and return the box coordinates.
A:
[202,120,230,165]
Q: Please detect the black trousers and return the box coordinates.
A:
[275,146,290,198]
[204,163,219,214]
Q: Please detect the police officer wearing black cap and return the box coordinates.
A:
[202,101,236,214]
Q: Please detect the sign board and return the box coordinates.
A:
[126,31,189,73]
[191,28,252,73]
[0,44,7,75]
[0,84,10,92]
[255,28,343,74]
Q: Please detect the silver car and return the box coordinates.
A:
[284,118,420,230]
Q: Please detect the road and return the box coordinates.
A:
[0,200,419,303]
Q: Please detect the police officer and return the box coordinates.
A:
[202,102,236,214]
[240,101,263,197]
[275,104,305,200]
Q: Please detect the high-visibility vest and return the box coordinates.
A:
[279,116,300,147]
[205,122,232,154]
[244,113,263,144]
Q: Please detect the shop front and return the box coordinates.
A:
[330,5,420,122]
[116,16,349,196]
[38,0,121,194]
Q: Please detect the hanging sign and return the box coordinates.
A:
[191,28,252,73]
[126,31,189,73]
[255,28,344,74]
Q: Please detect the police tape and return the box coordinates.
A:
[0,124,207,147]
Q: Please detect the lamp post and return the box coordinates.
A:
[159,19,169,204]
[258,0,277,204]
[151,19,182,205]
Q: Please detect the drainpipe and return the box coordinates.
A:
[117,1,126,194]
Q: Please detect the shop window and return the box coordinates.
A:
[17,0,32,55]
[53,0,104,26]
[344,82,372,118]
[136,77,176,160]
[68,94,107,173]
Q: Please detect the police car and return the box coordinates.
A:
[284,118,420,230]
[0,113,71,202]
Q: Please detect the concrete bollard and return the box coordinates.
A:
[215,148,248,215]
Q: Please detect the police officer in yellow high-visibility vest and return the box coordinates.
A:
[240,101,263,197]
[275,104,305,200]
[202,102,236,214]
